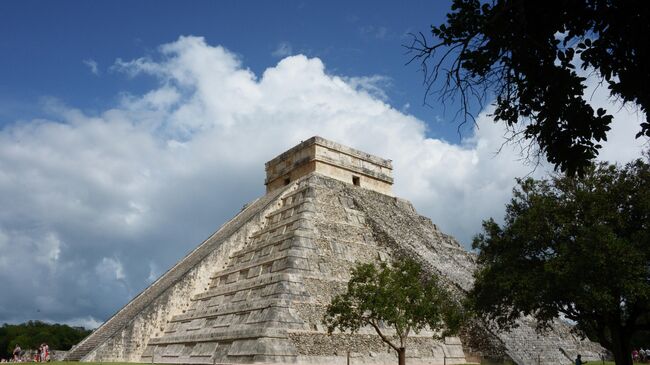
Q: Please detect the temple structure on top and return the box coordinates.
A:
[265,136,393,195]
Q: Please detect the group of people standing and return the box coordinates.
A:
[34,344,49,362]
[6,343,49,363]
[633,348,650,362]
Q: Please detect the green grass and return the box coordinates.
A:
[583,362,646,365]
[563,362,644,365]
[459,362,645,365]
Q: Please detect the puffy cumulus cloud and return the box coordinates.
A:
[0,35,645,326]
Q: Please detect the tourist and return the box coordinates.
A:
[575,354,585,365]
[12,345,21,362]
[640,348,646,362]
[41,343,49,362]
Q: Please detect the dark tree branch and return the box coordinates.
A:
[368,319,399,352]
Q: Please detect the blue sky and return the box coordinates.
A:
[1,0,466,139]
[0,1,645,329]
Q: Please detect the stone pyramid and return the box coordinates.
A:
[66,137,604,365]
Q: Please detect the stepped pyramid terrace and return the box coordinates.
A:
[66,136,605,365]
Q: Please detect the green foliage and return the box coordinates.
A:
[0,321,91,358]
[409,0,650,175]
[324,258,462,363]
[469,158,650,365]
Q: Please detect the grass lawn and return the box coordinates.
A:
[582,363,647,365]
[473,362,650,365]
[464,363,642,365]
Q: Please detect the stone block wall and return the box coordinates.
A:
[265,136,393,195]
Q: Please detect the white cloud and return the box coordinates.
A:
[96,257,126,281]
[0,35,644,325]
[272,42,293,58]
[83,59,99,75]
[36,233,62,268]
[344,75,392,101]
[583,80,648,163]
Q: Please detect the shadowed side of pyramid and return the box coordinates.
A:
[341,179,605,365]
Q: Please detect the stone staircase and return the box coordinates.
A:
[65,314,133,360]
[64,187,289,361]
[141,185,316,364]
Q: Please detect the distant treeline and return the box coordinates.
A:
[0,321,91,358]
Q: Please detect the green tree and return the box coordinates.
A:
[408,0,650,175]
[324,258,462,365]
[469,159,650,365]
[0,321,91,358]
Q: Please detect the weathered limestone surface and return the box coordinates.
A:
[265,136,393,195]
[135,176,464,365]
[70,137,605,365]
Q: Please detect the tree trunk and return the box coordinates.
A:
[397,347,406,365]
[611,327,633,365]
[613,349,633,365]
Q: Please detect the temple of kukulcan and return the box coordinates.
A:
[65,137,604,365]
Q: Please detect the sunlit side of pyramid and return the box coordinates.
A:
[66,137,603,365]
